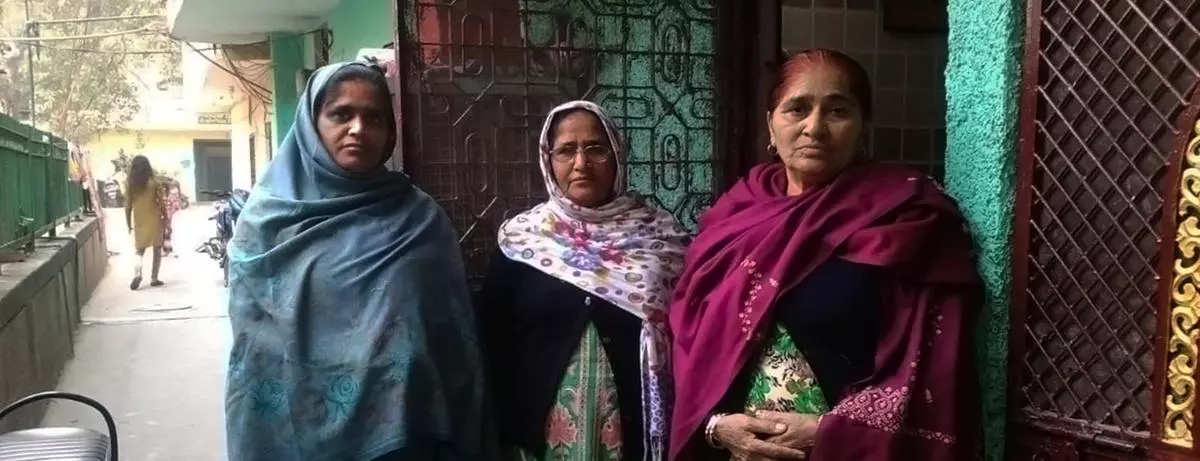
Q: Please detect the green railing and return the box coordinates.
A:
[0,112,84,253]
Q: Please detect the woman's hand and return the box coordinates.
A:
[711,413,809,460]
[756,411,821,452]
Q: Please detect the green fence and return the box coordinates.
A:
[0,112,84,253]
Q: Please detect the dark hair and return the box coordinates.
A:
[127,155,153,195]
[770,49,873,120]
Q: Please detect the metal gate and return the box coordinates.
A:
[391,0,721,284]
[1011,0,1200,459]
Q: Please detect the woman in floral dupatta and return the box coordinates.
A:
[668,49,983,460]
[477,100,689,461]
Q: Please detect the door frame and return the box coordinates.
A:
[192,139,234,198]
[714,0,780,187]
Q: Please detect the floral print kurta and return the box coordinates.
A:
[744,324,830,414]
[520,325,624,461]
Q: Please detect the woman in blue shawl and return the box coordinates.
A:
[224,60,494,461]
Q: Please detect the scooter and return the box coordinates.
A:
[196,189,250,286]
[0,391,118,460]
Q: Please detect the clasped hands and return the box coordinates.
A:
[711,410,821,461]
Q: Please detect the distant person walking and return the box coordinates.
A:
[160,179,184,257]
[124,155,164,289]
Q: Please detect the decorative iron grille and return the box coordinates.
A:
[1017,0,1199,441]
[395,0,718,284]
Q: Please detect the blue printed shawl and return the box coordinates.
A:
[224,60,494,461]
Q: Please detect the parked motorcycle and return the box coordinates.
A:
[196,189,250,287]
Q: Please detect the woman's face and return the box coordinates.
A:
[767,63,865,190]
[316,79,393,174]
[549,110,617,208]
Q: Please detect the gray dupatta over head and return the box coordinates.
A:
[225,60,495,461]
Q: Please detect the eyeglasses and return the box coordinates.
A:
[549,144,613,164]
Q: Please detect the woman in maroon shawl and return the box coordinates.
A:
[668,49,982,460]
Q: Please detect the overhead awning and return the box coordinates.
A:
[167,0,341,44]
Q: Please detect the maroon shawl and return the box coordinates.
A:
[668,162,981,460]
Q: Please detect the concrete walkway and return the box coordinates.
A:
[40,206,231,461]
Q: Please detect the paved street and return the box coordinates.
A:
[40,205,231,461]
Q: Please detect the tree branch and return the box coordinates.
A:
[5,0,172,141]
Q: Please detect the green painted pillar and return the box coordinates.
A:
[942,0,1024,460]
[270,32,305,148]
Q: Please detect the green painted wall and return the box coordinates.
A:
[323,0,394,62]
[271,0,392,146]
[942,0,1023,460]
[270,33,305,146]
[300,0,394,66]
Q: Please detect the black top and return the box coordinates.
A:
[475,249,646,459]
[696,256,882,459]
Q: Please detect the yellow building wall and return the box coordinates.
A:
[229,97,272,191]
[85,129,230,202]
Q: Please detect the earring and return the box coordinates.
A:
[767,143,778,154]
